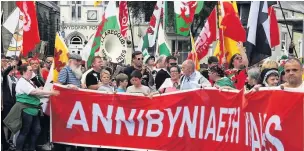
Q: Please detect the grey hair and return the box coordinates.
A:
[156,55,166,64]
[247,67,260,81]
[184,60,195,71]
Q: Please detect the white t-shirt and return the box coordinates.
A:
[16,78,36,95]
[126,85,151,95]
[159,78,174,90]
[296,82,304,89]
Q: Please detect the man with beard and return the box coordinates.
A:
[58,53,82,89]
[86,56,105,90]
[281,58,304,89]
[55,53,84,150]
[124,51,153,87]
[41,56,53,81]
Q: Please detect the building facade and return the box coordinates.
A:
[1,1,60,57]
[59,1,105,56]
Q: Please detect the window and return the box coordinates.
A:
[70,36,83,45]
[72,6,76,19]
[78,6,81,18]
[173,40,190,64]
[281,32,287,51]
[71,1,82,20]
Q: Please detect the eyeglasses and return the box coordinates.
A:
[170,70,179,73]
[235,56,242,60]
[137,58,143,61]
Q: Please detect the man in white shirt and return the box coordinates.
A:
[281,58,304,89]
[180,60,211,90]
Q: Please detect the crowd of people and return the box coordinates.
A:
[1,44,304,150]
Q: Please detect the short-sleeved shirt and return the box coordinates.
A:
[16,78,40,116]
[58,66,81,87]
[86,70,100,88]
[126,85,151,95]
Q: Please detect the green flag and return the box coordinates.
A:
[87,1,120,67]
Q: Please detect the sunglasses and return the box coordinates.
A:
[235,57,242,60]
[46,61,52,64]
[170,63,177,66]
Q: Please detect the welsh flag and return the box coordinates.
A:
[174,1,201,36]
[137,1,163,52]
[87,1,120,67]
[156,24,171,57]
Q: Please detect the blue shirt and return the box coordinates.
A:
[58,66,81,87]
[116,87,126,92]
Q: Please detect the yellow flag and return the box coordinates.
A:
[53,33,69,82]
[213,1,241,65]
[94,1,102,7]
[190,32,200,70]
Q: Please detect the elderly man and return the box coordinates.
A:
[57,53,82,89]
[55,53,85,151]
[180,60,211,90]
[281,58,304,89]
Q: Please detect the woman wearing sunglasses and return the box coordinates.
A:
[224,42,249,90]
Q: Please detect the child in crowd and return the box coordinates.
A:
[115,73,129,92]
[98,69,114,92]
[126,70,150,96]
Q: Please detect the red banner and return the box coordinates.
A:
[51,85,304,150]
[16,1,40,57]
[119,1,128,38]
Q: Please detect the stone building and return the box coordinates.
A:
[1,1,60,57]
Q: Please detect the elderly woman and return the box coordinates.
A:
[150,65,181,97]
[4,64,59,151]
[259,68,280,87]
[246,67,260,90]
[209,65,235,89]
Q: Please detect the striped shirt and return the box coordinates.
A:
[58,66,81,87]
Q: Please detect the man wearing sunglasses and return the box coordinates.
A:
[155,55,177,90]
[41,56,53,81]
[124,51,152,87]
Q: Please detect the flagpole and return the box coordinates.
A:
[278,1,298,58]
[127,1,135,52]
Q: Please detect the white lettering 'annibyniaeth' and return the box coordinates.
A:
[66,101,243,143]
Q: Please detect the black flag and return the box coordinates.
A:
[245,1,272,66]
